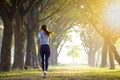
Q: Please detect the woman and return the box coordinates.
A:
[38,25,52,78]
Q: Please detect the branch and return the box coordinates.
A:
[57,40,65,57]
[33,0,47,14]
[38,0,71,22]
[9,0,19,20]
[79,29,89,54]
[23,0,37,17]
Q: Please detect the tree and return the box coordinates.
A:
[0,0,42,71]
[0,0,18,71]
[74,24,103,66]
[82,0,120,68]
[12,0,39,70]
[25,0,73,67]
[67,45,80,64]
[70,0,120,69]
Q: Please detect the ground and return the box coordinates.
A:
[0,65,120,80]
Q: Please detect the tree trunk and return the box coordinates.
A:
[25,29,38,68]
[33,37,39,68]
[37,37,41,67]
[109,48,115,69]
[101,42,108,67]
[49,46,58,66]
[32,43,39,68]
[94,27,120,66]
[0,17,13,71]
[25,29,34,67]
[96,51,100,67]
[109,42,120,65]
[12,15,26,70]
[88,51,96,67]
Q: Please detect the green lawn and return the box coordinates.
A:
[0,65,120,80]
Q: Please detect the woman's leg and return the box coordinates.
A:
[45,45,50,71]
[40,46,45,71]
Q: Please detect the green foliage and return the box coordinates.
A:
[6,0,15,7]
[67,45,80,58]
[66,45,81,64]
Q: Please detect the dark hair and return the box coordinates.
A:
[41,25,52,37]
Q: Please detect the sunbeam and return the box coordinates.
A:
[102,0,120,31]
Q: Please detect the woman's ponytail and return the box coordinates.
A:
[41,25,53,37]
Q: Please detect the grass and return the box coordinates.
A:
[0,65,120,80]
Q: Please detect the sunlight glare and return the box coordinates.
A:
[102,0,120,31]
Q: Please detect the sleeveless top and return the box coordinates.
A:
[38,31,49,45]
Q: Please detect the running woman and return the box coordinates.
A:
[38,25,53,78]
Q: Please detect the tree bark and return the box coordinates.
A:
[101,41,108,67]
[32,48,39,68]
[32,42,39,68]
[0,17,13,71]
[25,29,33,67]
[12,14,26,69]
[109,48,115,69]
[25,29,38,68]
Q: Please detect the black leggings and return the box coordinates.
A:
[40,44,50,71]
